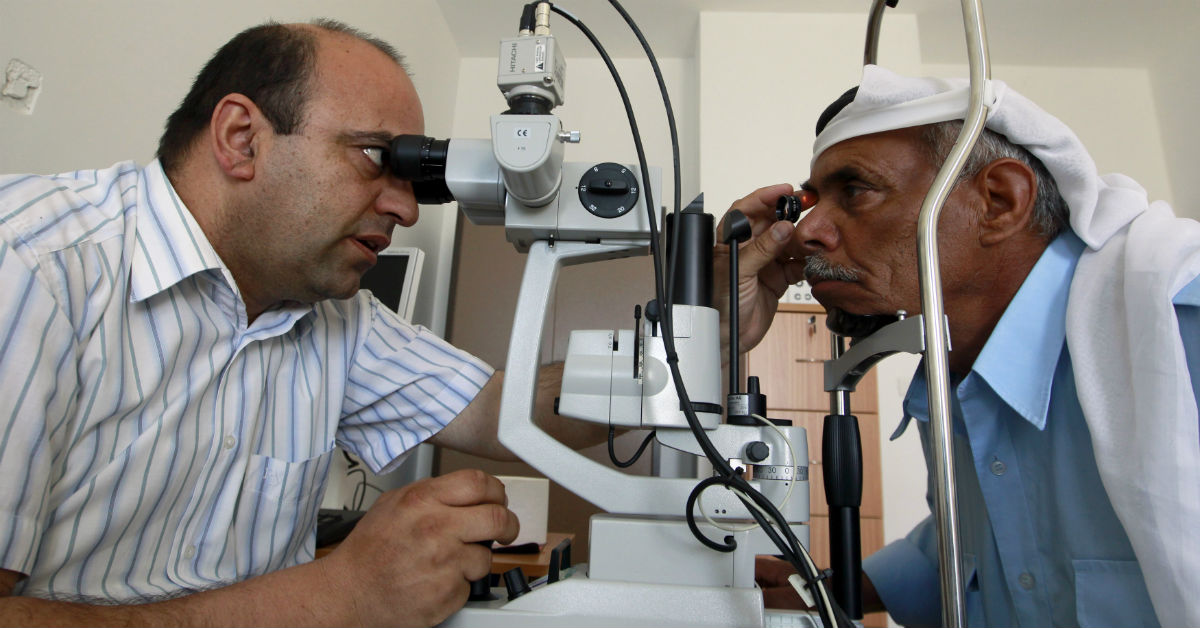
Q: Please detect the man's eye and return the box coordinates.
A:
[362,146,386,170]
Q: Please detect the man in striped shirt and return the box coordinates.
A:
[0,19,597,626]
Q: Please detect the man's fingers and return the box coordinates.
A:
[416,469,508,508]
[456,502,521,546]
[742,183,798,238]
[461,540,496,582]
[763,585,811,611]
[740,220,796,280]
[717,183,795,236]
[755,555,798,587]
[742,183,797,216]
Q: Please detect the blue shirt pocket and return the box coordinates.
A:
[1073,559,1159,628]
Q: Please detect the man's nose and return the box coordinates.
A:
[378,178,420,227]
[794,201,838,254]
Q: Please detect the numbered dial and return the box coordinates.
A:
[578,163,640,218]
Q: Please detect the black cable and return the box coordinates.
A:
[519,2,537,31]
[735,492,849,628]
[551,5,846,626]
[608,427,656,468]
[603,0,684,310]
[555,0,762,551]
[605,8,853,618]
[346,468,384,511]
[729,238,740,394]
[548,5,666,322]
[685,475,738,552]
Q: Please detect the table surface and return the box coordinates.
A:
[314,532,575,580]
[490,532,574,578]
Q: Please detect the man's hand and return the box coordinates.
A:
[756,555,811,610]
[0,469,517,627]
[714,183,807,354]
[756,555,887,615]
[322,469,519,627]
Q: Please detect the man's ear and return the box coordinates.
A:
[974,158,1038,246]
[209,93,264,181]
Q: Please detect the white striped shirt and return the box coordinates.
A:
[0,161,492,601]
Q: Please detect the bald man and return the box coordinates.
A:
[0,20,601,626]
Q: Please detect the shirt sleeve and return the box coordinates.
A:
[336,295,493,474]
[0,230,78,577]
[863,515,943,628]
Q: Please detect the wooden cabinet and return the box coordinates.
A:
[746,304,887,628]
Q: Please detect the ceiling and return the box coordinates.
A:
[435,0,1197,68]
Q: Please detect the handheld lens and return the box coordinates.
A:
[774,190,818,222]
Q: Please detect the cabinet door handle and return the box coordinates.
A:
[795,358,826,363]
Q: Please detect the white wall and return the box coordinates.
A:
[924,63,1173,205]
[698,12,922,214]
[1149,34,1198,219]
[0,0,462,335]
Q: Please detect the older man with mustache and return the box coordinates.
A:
[721,67,1200,627]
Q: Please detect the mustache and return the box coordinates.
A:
[803,255,860,282]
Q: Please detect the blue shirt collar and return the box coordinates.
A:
[896,232,1085,437]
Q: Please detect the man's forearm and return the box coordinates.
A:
[433,362,612,461]
[0,558,354,628]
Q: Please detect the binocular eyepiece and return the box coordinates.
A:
[388,134,454,204]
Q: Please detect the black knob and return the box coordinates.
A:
[468,574,497,601]
[746,441,770,463]
[503,567,531,601]
[467,540,497,601]
[578,163,640,218]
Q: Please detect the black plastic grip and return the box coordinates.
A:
[822,413,863,507]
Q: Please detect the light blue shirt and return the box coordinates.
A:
[0,161,493,602]
[864,232,1200,627]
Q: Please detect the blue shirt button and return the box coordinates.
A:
[1018,572,1035,590]
[990,459,1007,476]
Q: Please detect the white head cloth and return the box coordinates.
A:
[812,65,1200,626]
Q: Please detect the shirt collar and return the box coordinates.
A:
[129,160,226,302]
[896,232,1085,437]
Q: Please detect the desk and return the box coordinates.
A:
[490,533,574,578]
[315,532,575,578]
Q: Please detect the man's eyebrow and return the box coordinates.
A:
[806,166,868,189]
[337,130,394,145]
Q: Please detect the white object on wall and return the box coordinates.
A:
[780,280,816,305]
[2,59,42,114]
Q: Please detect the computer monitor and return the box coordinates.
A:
[358,246,424,322]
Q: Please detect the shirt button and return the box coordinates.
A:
[990,459,1007,476]
[184,545,196,559]
[1018,572,1035,590]
[223,435,236,450]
